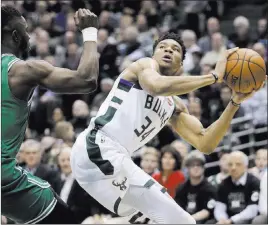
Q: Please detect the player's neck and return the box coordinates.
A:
[1,45,20,58]
[159,67,177,77]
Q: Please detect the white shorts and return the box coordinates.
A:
[71,129,196,224]
[70,128,156,216]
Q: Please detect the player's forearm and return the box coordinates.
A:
[155,74,215,96]
[200,102,239,154]
[77,42,99,82]
[192,209,210,221]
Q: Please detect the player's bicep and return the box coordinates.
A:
[26,60,96,93]
[170,112,205,151]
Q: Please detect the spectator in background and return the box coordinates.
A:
[188,50,203,75]
[63,43,82,70]
[70,100,90,137]
[188,97,209,128]
[118,25,145,65]
[255,18,267,42]
[99,10,114,34]
[214,151,260,224]
[175,151,217,224]
[40,136,57,164]
[136,14,156,56]
[210,85,244,124]
[181,29,201,73]
[139,0,158,28]
[140,146,160,176]
[249,148,267,179]
[241,81,267,145]
[54,121,75,147]
[208,151,230,187]
[200,32,226,67]
[50,107,65,129]
[57,147,108,223]
[22,139,61,194]
[90,78,115,116]
[97,28,119,79]
[252,169,267,224]
[229,16,252,48]
[198,17,234,54]
[153,145,185,198]
[252,42,268,71]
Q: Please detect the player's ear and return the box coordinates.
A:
[11,30,20,43]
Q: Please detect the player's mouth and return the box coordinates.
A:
[162,54,173,63]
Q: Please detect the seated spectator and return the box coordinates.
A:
[153,145,185,198]
[57,147,110,223]
[208,151,230,187]
[200,32,226,67]
[252,169,267,224]
[54,121,75,147]
[70,100,90,137]
[229,16,253,48]
[254,18,267,42]
[198,17,234,54]
[210,85,245,124]
[140,146,160,176]
[171,140,189,162]
[40,136,56,164]
[252,42,268,72]
[181,29,201,73]
[97,28,119,79]
[241,82,267,145]
[214,151,260,224]
[21,139,61,194]
[188,97,209,128]
[188,50,203,75]
[175,150,217,224]
[249,148,267,179]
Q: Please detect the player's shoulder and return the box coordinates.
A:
[136,57,159,71]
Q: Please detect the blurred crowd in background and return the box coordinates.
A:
[1,0,268,224]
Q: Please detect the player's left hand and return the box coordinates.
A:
[231,76,267,104]
[215,47,239,83]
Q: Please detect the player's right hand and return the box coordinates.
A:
[74,8,98,30]
[214,47,239,83]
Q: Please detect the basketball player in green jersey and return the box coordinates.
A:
[1,6,99,224]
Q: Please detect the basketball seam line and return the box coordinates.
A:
[239,50,248,92]
[225,51,240,82]
[247,55,257,89]
[227,59,266,73]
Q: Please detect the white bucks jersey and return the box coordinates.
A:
[89,77,175,154]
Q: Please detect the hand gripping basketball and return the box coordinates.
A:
[74,8,98,31]
[214,47,239,83]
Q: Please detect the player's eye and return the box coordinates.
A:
[159,46,164,49]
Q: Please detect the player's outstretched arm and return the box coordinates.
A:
[11,9,99,94]
[169,92,255,154]
[137,48,238,96]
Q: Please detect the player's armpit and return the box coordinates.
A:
[23,59,97,93]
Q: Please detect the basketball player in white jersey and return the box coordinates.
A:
[70,33,258,224]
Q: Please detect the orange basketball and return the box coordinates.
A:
[224,48,266,93]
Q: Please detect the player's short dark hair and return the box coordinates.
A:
[1,5,22,33]
[153,32,186,61]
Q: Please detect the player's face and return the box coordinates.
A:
[14,17,31,56]
[161,152,176,171]
[153,39,183,74]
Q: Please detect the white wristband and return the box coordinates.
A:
[82,27,98,43]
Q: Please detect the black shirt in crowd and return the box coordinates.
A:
[217,173,260,217]
[175,178,217,223]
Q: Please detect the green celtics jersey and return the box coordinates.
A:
[1,54,30,160]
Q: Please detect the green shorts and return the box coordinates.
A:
[1,159,57,224]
